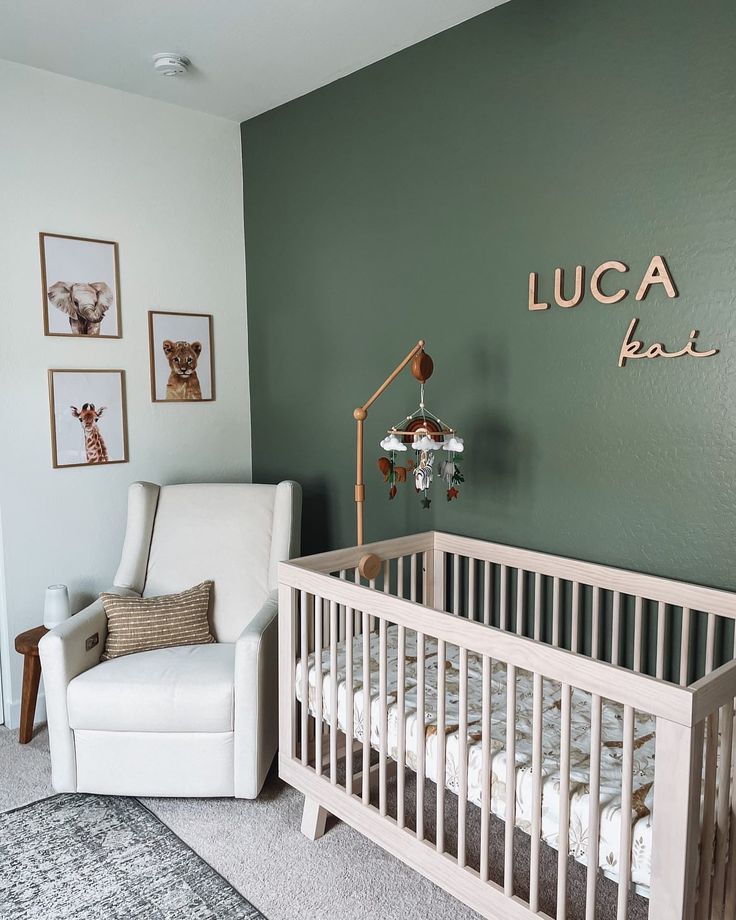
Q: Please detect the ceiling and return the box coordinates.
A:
[0,0,509,122]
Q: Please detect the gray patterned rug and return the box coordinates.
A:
[0,794,266,919]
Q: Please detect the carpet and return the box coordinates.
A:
[0,794,265,920]
[0,729,645,919]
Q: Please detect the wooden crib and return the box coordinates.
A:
[277,531,736,919]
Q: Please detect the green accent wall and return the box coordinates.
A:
[242,0,736,589]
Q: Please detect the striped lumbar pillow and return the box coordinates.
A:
[99,581,215,661]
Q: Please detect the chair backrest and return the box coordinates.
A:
[113,481,301,642]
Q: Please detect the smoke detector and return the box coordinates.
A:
[153,53,190,77]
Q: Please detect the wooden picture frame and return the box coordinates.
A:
[147,310,215,402]
[48,369,129,468]
[40,232,122,338]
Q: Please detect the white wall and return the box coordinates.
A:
[0,60,251,726]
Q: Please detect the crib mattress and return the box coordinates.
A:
[295,626,656,895]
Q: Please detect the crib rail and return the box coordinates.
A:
[279,531,736,920]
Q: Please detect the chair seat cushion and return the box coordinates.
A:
[68,643,235,733]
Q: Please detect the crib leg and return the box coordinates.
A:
[301,796,329,841]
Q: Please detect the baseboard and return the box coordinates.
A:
[6,693,46,731]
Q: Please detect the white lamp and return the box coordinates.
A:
[43,584,70,630]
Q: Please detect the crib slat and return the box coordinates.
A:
[680,607,691,686]
[500,565,508,630]
[529,671,543,912]
[353,566,361,635]
[504,664,516,897]
[656,601,666,680]
[557,683,572,919]
[633,597,643,673]
[410,553,417,603]
[421,550,428,605]
[468,558,476,622]
[483,561,492,625]
[552,576,561,647]
[338,570,347,641]
[330,600,338,785]
[458,646,468,868]
[724,711,736,915]
[300,591,309,766]
[707,613,717,675]
[315,597,324,776]
[287,587,298,759]
[345,600,354,794]
[534,573,542,641]
[436,638,447,853]
[416,631,426,841]
[361,609,370,803]
[379,617,388,815]
[698,712,719,920]
[516,569,525,635]
[612,591,621,666]
[616,704,635,920]
[396,556,404,599]
[586,694,602,920]
[591,586,601,659]
[480,653,491,881]
[453,554,461,615]
[571,581,580,653]
[433,549,445,612]
[396,625,406,828]
[369,576,376,631]
[712,701,734,917]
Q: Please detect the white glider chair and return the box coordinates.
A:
[39,480,301,799]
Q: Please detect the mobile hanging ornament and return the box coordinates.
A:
[377,353,465,509]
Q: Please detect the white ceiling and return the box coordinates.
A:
[0,0,509,122]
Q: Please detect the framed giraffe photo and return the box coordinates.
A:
[48,369,128,468]
[148,310,215,402]
[40,233,122,338]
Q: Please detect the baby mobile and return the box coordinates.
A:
[377,353,465,509]
[352,339,464,574]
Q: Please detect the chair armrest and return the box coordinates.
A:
[233,592,279,798]
[40,599,106,683]
[38,587,136,792]
[236,592,278,650]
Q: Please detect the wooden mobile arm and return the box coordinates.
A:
[353,339,434,577]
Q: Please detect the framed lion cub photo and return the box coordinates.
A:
[40,232,121,338]
[148,310,215,402]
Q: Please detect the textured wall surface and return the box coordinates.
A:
[243,0,736,590]
[0,61,250,724]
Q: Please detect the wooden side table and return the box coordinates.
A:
[14,625,48,744]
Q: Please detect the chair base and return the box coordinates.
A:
[73,729,235,797]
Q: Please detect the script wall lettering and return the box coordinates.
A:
[528,255,718,368]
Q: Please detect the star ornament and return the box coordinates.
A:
[421,496,432,509]
[447,487,459,501]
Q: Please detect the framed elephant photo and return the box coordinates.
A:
[40,232,121,338]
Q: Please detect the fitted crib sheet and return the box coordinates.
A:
[295,626,656,895]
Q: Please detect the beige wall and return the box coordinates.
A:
[0,60,251,726]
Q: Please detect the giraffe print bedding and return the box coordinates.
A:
[295,626,656,896]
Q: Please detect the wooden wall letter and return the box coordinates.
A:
[528,272,550,311]
[635,255,678,301]
[591,261,628,304]
[554,266,584,308]
[618,317,718,367]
